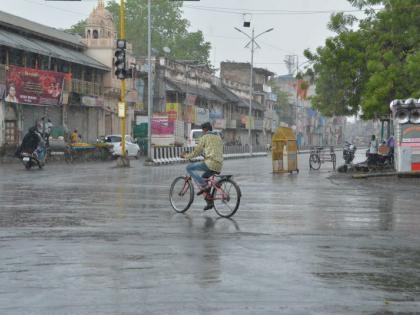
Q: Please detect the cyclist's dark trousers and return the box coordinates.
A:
[186,162,210,187]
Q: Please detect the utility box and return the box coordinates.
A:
[390,98,420,172]
[272,127,299,173]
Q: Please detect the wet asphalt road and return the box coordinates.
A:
[1,153,420,314]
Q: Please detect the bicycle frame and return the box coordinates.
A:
[180,175,229,201]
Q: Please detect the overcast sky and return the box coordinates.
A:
[1,0,366,75]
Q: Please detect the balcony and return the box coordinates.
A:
[226,119,238,129]
[72,79,103,96]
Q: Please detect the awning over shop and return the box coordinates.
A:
[0,29,109,71]
[212,83,265,111]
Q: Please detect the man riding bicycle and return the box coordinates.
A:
[180,122,223,211]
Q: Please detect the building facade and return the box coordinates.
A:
[0,1,137,154]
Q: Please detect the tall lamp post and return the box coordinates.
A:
[234,27,273,155]
[147,0,152,161]
[147,0,200,161]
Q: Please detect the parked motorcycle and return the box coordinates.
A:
[343,141,357,164]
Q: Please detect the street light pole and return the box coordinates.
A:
[249,28,255,155]
[147,0,152,161]
[234,27,274,155]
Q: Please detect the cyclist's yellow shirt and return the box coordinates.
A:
[185,133,223,172]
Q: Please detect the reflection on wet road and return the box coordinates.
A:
[0,154,420,314]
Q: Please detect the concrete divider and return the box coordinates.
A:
[150,145,268,165]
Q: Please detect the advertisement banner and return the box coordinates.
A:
[152,114,174,135]
[166,102,181,122]
[186,94,197,106]
[185,105,196,124]
[401,125,420,144]
[6,65,70,105]
[196,107,209,125]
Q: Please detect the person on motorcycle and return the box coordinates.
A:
[18,123,46,164]
[180,122,223,211]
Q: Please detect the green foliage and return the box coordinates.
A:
[65,20,86,37]
[305,0,420,119]
[106,0,211,65]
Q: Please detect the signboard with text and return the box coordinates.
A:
[6,65,70,106]
[152,114,174,135]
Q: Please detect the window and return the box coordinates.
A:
[93,30,99,39]
[26,53,37,68]
[71,64,82,80]
[0,46,6,64]
[84,68,92,81]
[40,56,49,70]
[9,49,24,66]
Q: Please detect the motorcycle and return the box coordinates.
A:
[20,151,44,170]
[343,141,356,164]
[16,126,47,170]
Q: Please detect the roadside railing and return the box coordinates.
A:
[150,144,268,165]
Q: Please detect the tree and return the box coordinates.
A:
[65,1,211,65]
[65,19,86,37]
[304,0,420,119]
[106,0,211,65]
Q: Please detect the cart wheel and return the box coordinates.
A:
[309,153,321,170]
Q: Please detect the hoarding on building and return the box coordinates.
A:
[6,66,70,106]
[185,105,196,124]
[186,94,197,106]
[196,107,209,125]
[166,103,181,121]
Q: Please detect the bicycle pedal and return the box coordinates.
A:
[197,187,211,196]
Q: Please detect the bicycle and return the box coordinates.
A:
[309,146,336,170]
[169,172,241,218]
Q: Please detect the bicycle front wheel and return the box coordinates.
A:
[169,176,194,213]
[212,178,241,218]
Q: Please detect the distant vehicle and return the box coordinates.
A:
[343,141,357,164]
[188,129,223,147]
[105,134,140,158]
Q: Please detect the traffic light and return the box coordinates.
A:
[114,39,127,80]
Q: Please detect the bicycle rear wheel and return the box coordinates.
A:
[212,178,241,218]
[169,176,194,213]
[309,153,321,170]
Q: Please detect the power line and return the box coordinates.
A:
[183,4,378,16]
[21,0,90,17]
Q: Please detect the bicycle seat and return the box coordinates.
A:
[202,170,220,178]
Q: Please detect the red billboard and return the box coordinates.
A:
[5,66,70,106]
[152,114,175,135]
